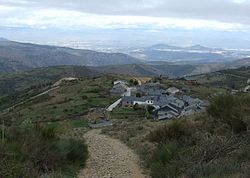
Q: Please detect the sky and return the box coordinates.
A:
[0,0,250,48]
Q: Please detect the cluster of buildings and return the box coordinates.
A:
[110,80,209,121]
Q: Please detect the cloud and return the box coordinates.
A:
[1,0,249,24]
[0,0,249,32]
[0,0,250,49]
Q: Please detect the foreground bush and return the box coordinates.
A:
[207,94,250,133]
[0,123,88,177]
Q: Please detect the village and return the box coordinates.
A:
[108,79,210,120]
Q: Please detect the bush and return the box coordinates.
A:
[1,124,88,177]
[35,124,57,139]
[207,94,249,133]
[81,95,88,100]
[148,120,192,144]
[53,139,88,166]
[150,143,180,178]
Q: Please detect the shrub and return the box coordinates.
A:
[81,95,88,100]
[52,139,88,166]
[207,94,248,133]
[35,124,57,139]
[136,92,141,97]
[150,143,180,178]
[1,124,88,177]
[148,120,192,144]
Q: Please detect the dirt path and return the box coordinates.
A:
[78,129,146,178]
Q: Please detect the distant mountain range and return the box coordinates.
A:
[1,38,250,79]
[0,38,141,73]
[126,44,250,63]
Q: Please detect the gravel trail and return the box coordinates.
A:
[78,129,146,178]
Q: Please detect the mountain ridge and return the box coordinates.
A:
[0,39,141,73]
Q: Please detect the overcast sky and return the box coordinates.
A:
[0,0,250,48]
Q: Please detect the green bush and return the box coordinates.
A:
[150,143,180,178]
[35,124,57,139]
[148,120,192,144]
[207,94,249,133]
[1,124,88,177]
[53,139,88,166]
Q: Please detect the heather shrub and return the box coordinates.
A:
[207,94,249,133]
[148,119,193,144]
[1,123,88,177]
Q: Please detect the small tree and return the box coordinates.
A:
[134,80,139,86]
[136,92,141,98]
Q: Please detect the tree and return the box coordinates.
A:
[133,80,139,86]
[136,92,141,98]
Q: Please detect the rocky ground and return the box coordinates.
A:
[78,129,146,178]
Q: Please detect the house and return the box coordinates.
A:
[154,104,179,120]
[135,83,165,96]
[110,84,127,96]
[133,96,155,106]
[122,96,137,107]
[166,87,180,95]
[122,96,156,107]
[168,99,185,113]
[153,95,177,108]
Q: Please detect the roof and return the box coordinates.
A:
[166,87,180,94]
[157,104,179,115]
[169,99,185,109]
[110,84,127,94]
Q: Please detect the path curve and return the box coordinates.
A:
[78,129,145,178]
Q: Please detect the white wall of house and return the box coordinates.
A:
[133,100,154,106]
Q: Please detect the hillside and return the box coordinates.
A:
[0,39,140,73]
[185,66,250,90]
[96,63,196,78]
[0,66,99,97]
[232,57,250,67]
[1,70,250,178]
